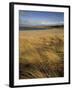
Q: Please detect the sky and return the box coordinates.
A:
[19,10,64,27]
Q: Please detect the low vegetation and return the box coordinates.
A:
[19,27,64,79]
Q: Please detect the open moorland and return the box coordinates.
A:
[19,26,64,79]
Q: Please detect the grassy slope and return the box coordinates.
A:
[19,27,64,79]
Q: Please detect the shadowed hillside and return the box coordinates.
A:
[19,25,64,30]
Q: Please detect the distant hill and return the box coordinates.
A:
[19,25,64,30]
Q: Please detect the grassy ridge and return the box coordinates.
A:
[19,28,64,79]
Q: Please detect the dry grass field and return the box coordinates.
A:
[19,27,64,79]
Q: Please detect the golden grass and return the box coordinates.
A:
[19,28,64,79]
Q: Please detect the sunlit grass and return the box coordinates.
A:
[19,28,64,79]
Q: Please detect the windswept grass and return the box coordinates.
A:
[19,27,64,79]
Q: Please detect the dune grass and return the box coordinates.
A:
[19,27,64,79]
